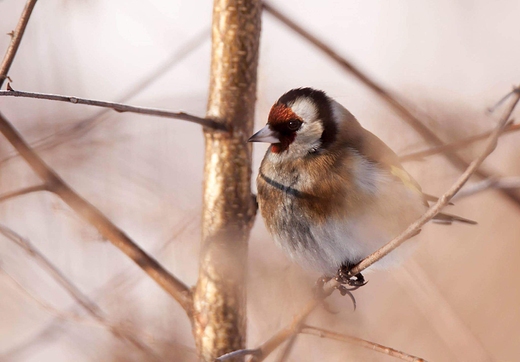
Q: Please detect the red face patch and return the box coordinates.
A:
[268,104,298,125]
[267,103,302,153]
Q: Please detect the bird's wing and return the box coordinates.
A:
[357,128,476,224]
[358,128,427,204]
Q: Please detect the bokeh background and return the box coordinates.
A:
[1,0,520,361]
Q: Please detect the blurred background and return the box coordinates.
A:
[1,0,519,361]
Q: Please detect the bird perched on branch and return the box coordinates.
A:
[249,88,475,288]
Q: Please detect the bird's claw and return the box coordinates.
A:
[314,266,367,311]
[335,265,367,288]
[336,285,357,310]
[334,265,367,310]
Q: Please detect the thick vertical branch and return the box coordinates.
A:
[193,0,261,360]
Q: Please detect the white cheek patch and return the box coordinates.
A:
[267,119,324,164]
[290,98,324,156]
[267,97,325,163]
[296,121,323,146]
[290,98,318,122]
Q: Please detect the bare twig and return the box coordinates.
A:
[454,177,520,200]
[0,214,199,361]
[0,183,49,202]
[349,88,520,276]
[0,225,162,361]
[106,27,209,107]
[0,265,198,358]
[0,266,96,324]
[216,280,340,362]
[215,349,261,361]
[251,290,332,362]
[399,122,520,162]
[218,284,426,362]
[300,325,427,362]
[263,2,520,208]
[0,28,210,165]
[0,0,39,89]
[0,225,100,315]
[397,262,493,362]
[274,334,299,362]
[0,111,193,313]
[0,89,225,130]
[487,88,520,113]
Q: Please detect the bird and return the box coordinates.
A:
[249,87,475,286]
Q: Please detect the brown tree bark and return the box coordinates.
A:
[192,0,261,360]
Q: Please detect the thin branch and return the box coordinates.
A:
[0,214,199,361]
[218,287,426,362]
[0,225,100,314]
[97,213,199,302]
[0,0,39,89]
[397,262,494,362]
[487,88,520,113]
[454,177,520,200]
[0,111,193,313]
[274,334,299,362]
[215,349,261,361]
[217,284,338,361]
[300,325,427,362]
[399,122,520,162]
[0,265,102,326]
[109,27,209,106]
[0,28,210,165]
[251,296,327,361]
[0,265,198,358]
[263,2,520,209]
[349,88,520,276]
[0,225,162,361]
[0,264,197,361]
[0,89,226,130]
[0,183,49,202]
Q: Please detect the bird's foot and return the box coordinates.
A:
[335,265,367,289]
[334,265,367,311]
[314,266,365,311]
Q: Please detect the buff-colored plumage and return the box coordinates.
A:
[249,88,475,275]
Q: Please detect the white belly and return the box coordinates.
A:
[273,177,427,275]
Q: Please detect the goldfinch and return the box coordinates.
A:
[249,88,475,283]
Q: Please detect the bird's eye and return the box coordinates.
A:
[287,120,302,131]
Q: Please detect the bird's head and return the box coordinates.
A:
[248,88,338,158]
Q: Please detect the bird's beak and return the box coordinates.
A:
[248,125,280,143]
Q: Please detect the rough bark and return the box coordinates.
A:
[192,0,261,360]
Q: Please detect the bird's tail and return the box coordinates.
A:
[433,212,477,225]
